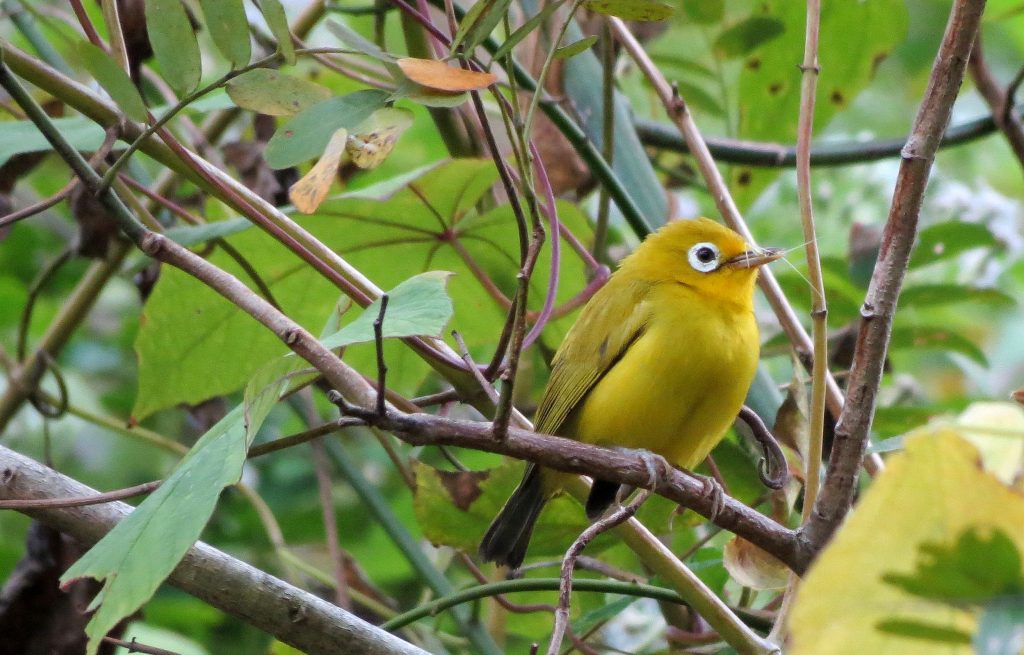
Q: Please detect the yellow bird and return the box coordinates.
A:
[479,217,782,569]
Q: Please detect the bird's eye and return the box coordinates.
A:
[687,242,720,273]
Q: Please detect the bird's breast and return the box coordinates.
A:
[568,294,759,469]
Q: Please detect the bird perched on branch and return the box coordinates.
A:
[479,217,782,569]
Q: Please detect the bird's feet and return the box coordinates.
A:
[693,473,725,522]
[617,447,672,490]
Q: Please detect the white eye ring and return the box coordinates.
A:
[687,242,720,273]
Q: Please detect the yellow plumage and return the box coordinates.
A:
[480,217,781,568]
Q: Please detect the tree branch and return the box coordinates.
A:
[968,34,1024,169]
[0,445,428,655]
[802,0,986,554]
[633,107,1016,167]
[330,402,807,574]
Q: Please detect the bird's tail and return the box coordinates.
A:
[479,464,547,570]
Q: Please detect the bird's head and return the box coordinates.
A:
[620,217,783,305]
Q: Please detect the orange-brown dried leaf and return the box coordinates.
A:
[397,58,497,92]
[288,128,348,214]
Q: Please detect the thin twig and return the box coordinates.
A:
[0,479,161,509]
[102,636,181,655]
[968,35,1024,169]
[374,294,389,417]
[546,490,651,655]
[411,388,461,407]
[452,330,500,405]
[0,178,76,228]
[592,21,615,263]
[17,246,72,361]
[67,0,104,47]
[1004,67,1024,124]
[795,0,827,524]
[459,553,557,614]
[248,418,363,458]
[298,391,352,609]
[737,406,787,490]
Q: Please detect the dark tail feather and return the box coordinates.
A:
[479,464,547,569]
[585,479,620,519]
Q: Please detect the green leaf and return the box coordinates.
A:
[890,326,988,366]
[244,273,450,427]
[325,18,392,62]
[320,272,454,349]
[257,0,295,65]
[910,221,1000,268]
[164,217,251,246]
[492,0,566,62]
[451,0,514,53]
[672,78,725,116]
[976,595,1024,655]
[264,90,389,168]
[585,0,674,21]
[713,16,785,59]
[391,80,469,108]
[60,405,255,655]
[554,35,598,59]
[0,117,109,166]
[732,1,907,208]
[899,284,1016,309]
[411,460,604,557]
[571,596,638,634]
[226,69,331,117]
[683,0,724,23]
[882,527,1024,604]
[875,619,973,644]
[76,42,148,122]
[145,0,202,95]
[199,0,251,68]
[134,160,590,419]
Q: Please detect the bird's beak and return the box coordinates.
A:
[723,247,785,270]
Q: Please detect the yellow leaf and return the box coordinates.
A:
[953,402,1024,487]
[790,430,1024,654]
[346,107,414,170]
[397,58,497,92]
[288,128,347,214]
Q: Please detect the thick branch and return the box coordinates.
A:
[0,445,428,655]
[336,405,807,574]
[803,0,986,554]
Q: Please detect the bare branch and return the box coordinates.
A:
[0,445,428,655]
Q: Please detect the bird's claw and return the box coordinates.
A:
[697,474,725,522]
[622,448,671,489]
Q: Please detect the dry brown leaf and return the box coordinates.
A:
[288,128,348,214]
[397,58,497,92]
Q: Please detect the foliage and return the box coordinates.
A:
[0,0,1023,654]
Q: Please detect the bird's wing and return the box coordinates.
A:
[533,277,651,435]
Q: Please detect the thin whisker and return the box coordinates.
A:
[775,255,826,305]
